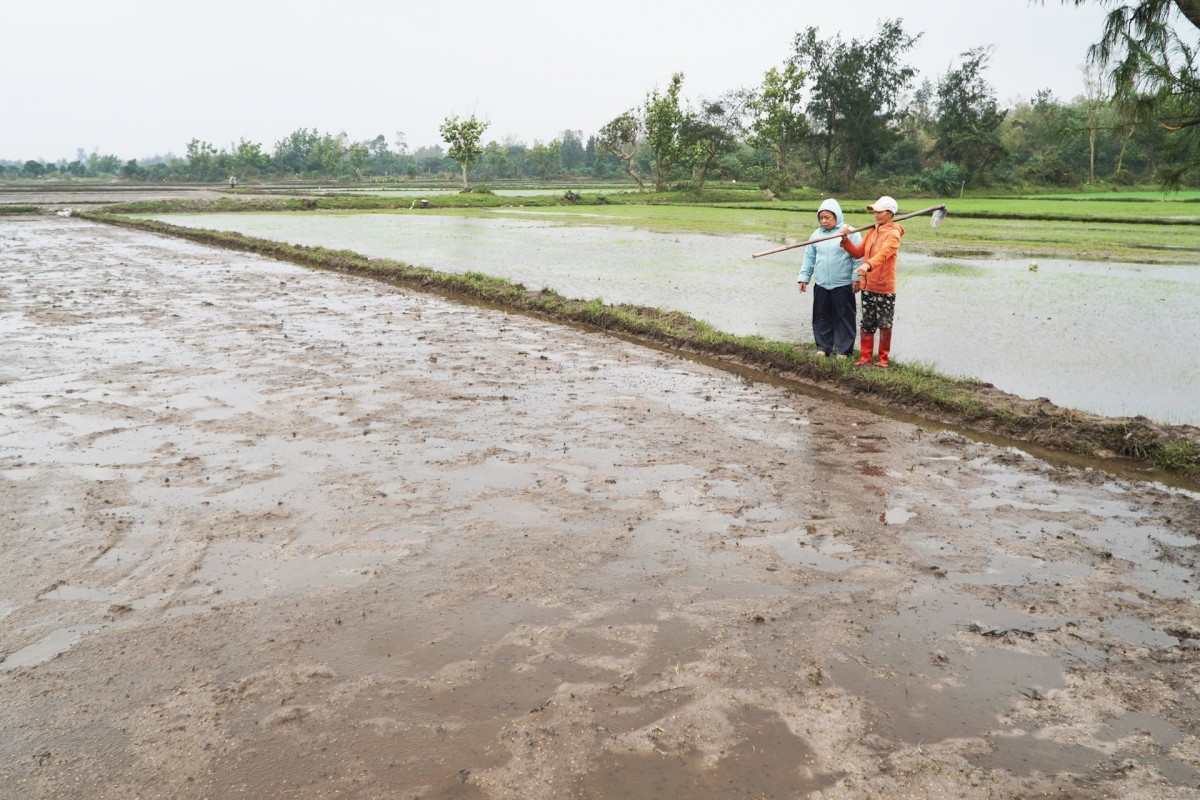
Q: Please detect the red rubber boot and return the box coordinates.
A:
[855,332,874,366]
[876,328,892,368]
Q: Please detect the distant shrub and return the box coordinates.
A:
[912,162,965,195]
[1017,157,1080,187]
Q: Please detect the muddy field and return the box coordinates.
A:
[2,215,1199,799]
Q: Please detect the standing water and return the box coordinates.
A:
[151,211,1200,426]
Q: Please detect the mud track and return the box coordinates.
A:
[1,216,1199,799]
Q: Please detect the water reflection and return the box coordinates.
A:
[150,211,1200,425]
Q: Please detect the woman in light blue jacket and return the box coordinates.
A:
[797,198,861,358]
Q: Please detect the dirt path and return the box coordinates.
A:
[2,216,1198,799]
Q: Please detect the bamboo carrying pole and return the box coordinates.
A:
[751,204,947,259]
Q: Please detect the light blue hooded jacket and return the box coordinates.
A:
[796,198,861,289]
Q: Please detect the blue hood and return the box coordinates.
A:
[816,198,845,228]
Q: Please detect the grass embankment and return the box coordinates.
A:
[0,205,39,214]
[78,208,1200,483]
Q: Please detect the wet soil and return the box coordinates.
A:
[2,216,1199,799]
[84,208,1200,479]
[130,208,1200,425]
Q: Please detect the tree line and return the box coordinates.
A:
[6,4,1196,193]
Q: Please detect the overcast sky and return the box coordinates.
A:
[3,0,1112,163]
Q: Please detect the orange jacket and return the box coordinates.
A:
[840,221,904,294]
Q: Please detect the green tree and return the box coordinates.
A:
[682,89,750,191]
[272,128,320,175]
[526,140,562,179]
[643,72,686,191]
[791,19,920,185]
[86,152,123,176]
[364,134,404,176]
[365,136,384,175]
[230,139,268,179]
[504,139,528,178]
[895,79,938,164]
[312,132,348,176]
[185,139,219,181]
[1048,0,1200,185]
[1003,90,1066,157]
[439,114,490,188]
[747,62,808,192]
[146,162,174,182]
[413,145,450,177]
[120,159,147,180]
[368,134,389,160]
[346,141,370,178]
[482,141,513,180]
[1081,63,1109,181]
[1002,90,1102,185]
[933,47,1008,185]
[560,130,586,173]
[598,110,646,191]
[584,135,598,172]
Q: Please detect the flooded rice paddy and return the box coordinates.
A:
[150,210,1200,425]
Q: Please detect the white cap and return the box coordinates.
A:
[868,196,898,214]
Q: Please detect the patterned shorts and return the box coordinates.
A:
[860,291,895,333]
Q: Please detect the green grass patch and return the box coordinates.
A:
[923,261,986,276]
[1154,439,1200,472]
[0,205,39,214]
[1012,190,1200,202]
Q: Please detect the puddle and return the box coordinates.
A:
[0,623,108,672]
[826,590,1113,775]
[1073,520,1197,599]
[193,539,402,600]
[1101,616,1182,649]
[580,706,834,798]
[956,467,1199,598]
[971,731,1105,777]
[736,528,877,574]
[440,459,543,494]
[202,597,572,798]
[202,599,718,799]
[1106,590,1147,606]
[39,585,126,603]
[608,517,790,598]
[148,212,1200,424]
[949,552,1094,587]
[1097,711,1200,786]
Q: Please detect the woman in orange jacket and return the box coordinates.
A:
[839,196,904,368]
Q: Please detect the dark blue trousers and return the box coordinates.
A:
[812,284,857,356]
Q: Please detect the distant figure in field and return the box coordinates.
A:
[229,176,237,189]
